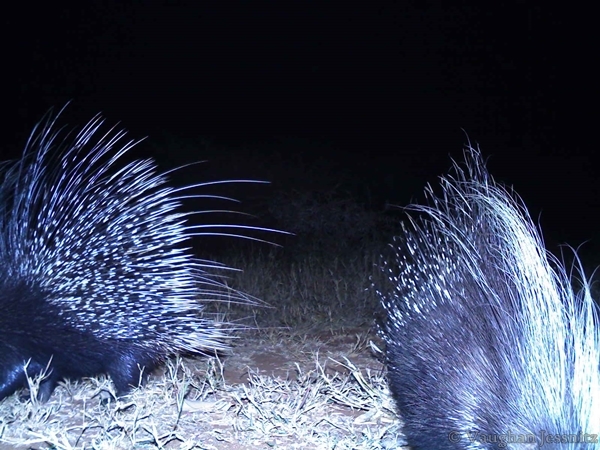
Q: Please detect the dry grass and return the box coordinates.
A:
[0,347,404,449]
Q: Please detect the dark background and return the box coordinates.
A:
[4,2,599,265]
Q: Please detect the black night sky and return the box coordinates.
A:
[5,2,599,264]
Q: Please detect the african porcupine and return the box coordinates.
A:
[0,109,262,402]
[376,148,600,449]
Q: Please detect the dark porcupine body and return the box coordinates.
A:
[376,148,599,449]
[0,109,258,402]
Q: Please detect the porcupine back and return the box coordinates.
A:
[376,148,600,449]
[0,110,262,402]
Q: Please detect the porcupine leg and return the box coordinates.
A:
[0,356,58,402]
[35,372,61,403]
[107,349,157,396]
[22,358,61,402]
[0,363,29,401]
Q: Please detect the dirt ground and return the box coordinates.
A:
[224,327,384,384]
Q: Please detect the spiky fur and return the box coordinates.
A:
[0,109,261,401]
[377,148,600,449]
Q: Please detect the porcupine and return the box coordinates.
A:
[376,148,600,449]
[0,108,265,402]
